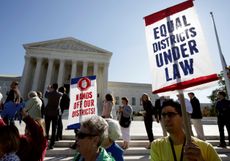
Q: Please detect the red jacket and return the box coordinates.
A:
[17,115,48,161]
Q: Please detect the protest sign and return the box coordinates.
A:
[67,75,97,129]
[144,0,218,94]
[144,0,219,143]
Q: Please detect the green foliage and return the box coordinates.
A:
[207,89,219,104]
[209,106,217,116]
[217,71,227,90]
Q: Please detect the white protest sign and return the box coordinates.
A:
[67,75,97,129]
[144,1,218,94]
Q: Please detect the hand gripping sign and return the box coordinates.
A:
[67,75,97,130]
[144,0,219,143]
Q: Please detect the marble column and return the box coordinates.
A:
[20,55,31,98]
[71,60,77,79]
[57,59,65,87]
[82,61,88,76]
[44,58,54,93]
[103,63,109,94]
[93,63,98,76]
[32,57,43,90]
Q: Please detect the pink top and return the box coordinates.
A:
[101,101,113,118]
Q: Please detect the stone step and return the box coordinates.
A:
[45,156,74,161]
[46,146,230,156]
[46,148,75,156]
[54,140,150,147]
[54,139,228,147]
[123,154,230,161]
[60,135,226,140]
[45,153,230,161]
[208,140,229,146]
[45,137,230,161]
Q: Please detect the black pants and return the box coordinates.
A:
[3,117,15,126]
[144,116,154,142]
[45,115,58,147]
[217,117,230,145]
[56,114,63,140]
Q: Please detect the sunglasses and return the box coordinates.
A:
[161,112,179,118]
[76,131,98,139]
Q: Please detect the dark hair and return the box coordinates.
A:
[105,93,113,102]
[52,83,58,90]
[10,81,19,89]
[7,90,16,102]
[58,86,66,93]
[141,93,150,102]
[121,97,128,103]
[218,91,226,97]
[162,99,182,116]
[0,125,20,154]
[188,92,194,96]
[36,91,43,98]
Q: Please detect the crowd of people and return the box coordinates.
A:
[0,81,70,160]
[0,80,229,161]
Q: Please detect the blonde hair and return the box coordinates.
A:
[34,118,46,137]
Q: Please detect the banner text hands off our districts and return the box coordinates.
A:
[72,91,96,117]
[152,15,199,81]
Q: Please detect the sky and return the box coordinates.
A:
[0,0,229,103]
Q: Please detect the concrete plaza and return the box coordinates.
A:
[16,114,223,139]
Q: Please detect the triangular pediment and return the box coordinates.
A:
[23,37,112,54]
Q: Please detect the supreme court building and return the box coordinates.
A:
[0,37,159,113]
[19,37,112,110]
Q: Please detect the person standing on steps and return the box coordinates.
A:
[215,91,230,148]
[44,83,62,149]
[101,93,114,118]
[176,94,193,137]
[56,86,70,141]
[118,97,133,150]
[141,93,157,149]
[188,92,205,140]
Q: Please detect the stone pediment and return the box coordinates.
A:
[23,37,111,54]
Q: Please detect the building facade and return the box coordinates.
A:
[0,76,212,115]
[108,81,158,113]
[0,37,159,114]
[0,75,158,113]
[19,37,112,112]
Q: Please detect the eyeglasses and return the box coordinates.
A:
[161,112,179,118]
[76,131,98,139]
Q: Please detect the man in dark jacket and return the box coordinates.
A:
[44,83,62,149]
[56,86,70,141]
[215,91,230,148]
[188,92,205,140]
